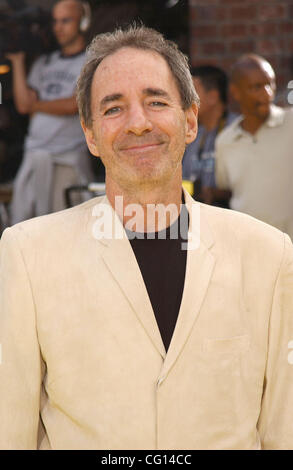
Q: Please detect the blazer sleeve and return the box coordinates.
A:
[0,228,42,449]
[257,233,293,449]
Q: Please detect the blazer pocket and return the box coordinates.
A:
[203,334,250,355]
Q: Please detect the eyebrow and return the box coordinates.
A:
[99,93,123,110]
[142,87,171,100]
[99,88,171,110]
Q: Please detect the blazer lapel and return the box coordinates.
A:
[159,192,216,380]
[92,196,166,358]
[89,192,215,372]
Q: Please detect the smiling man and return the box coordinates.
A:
[80,44,197,231]
[215,54,293,239]
[0,27,293,450]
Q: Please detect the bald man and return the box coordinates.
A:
[6,0,93,224]
[214,54,293,240]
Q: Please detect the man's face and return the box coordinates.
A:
[83,47,197,192]
[231,63,276,121]
[52,1,81,48]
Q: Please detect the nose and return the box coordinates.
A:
[125,103,153,135]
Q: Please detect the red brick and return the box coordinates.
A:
[249,23,278,36]
[189,2,293,97]
[221,24,248,38]
[216,58,234,73]
[192,25,218,39]
[200,41,227,55]
[280,56,293,69]
[256,39,283,55]
[216,6,229,21]
[192,6,214,21]
[289,5,293,18]
[191,58,221,68]
[276,73,286,87]
[279,21,293,34]
[221,0,246,3]
[279,38,289,53]
[229,40,255,54]
[189,39,198,57]
[222,0,253,3]
[258,4,286,21]
[189,6,198,23]
[190,0,219,4]
[229,5,257,21]
[192,5,228,22]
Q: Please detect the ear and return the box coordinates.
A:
[185,102,198,145]
[81,120,100,158]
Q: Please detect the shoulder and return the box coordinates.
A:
[1,196,105,251]
[33,50,59,67]
[215,115,243,148]
[59,50,86,65]
[282,106,293,124]
[199,202,291,266]
[226,111,239,126]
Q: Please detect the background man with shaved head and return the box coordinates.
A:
[6,0,93,224]
[215,54,293,240]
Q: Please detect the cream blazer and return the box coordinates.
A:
[0,191,293,450]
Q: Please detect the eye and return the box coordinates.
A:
[104,106,121,116]
[149,101,167,107]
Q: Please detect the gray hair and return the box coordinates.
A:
[76,24,199,128]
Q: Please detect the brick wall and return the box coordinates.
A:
[189,0,293,105]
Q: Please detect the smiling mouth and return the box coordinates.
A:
[121,143,163,153]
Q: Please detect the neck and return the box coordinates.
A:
[61,35,85,56]
[200,102,225,131]
[106,172,183,233]
[240,114,268,135]
[240,106,271,135]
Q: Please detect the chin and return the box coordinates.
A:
[256,106,271,119]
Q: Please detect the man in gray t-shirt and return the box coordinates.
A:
[25,50,86,155]
[6,0,93,224]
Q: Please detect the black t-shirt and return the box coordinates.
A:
[126,204,189,352]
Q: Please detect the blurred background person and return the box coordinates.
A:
[215,54,293,240]
[182,65,236,206]
[6,0,94,225]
